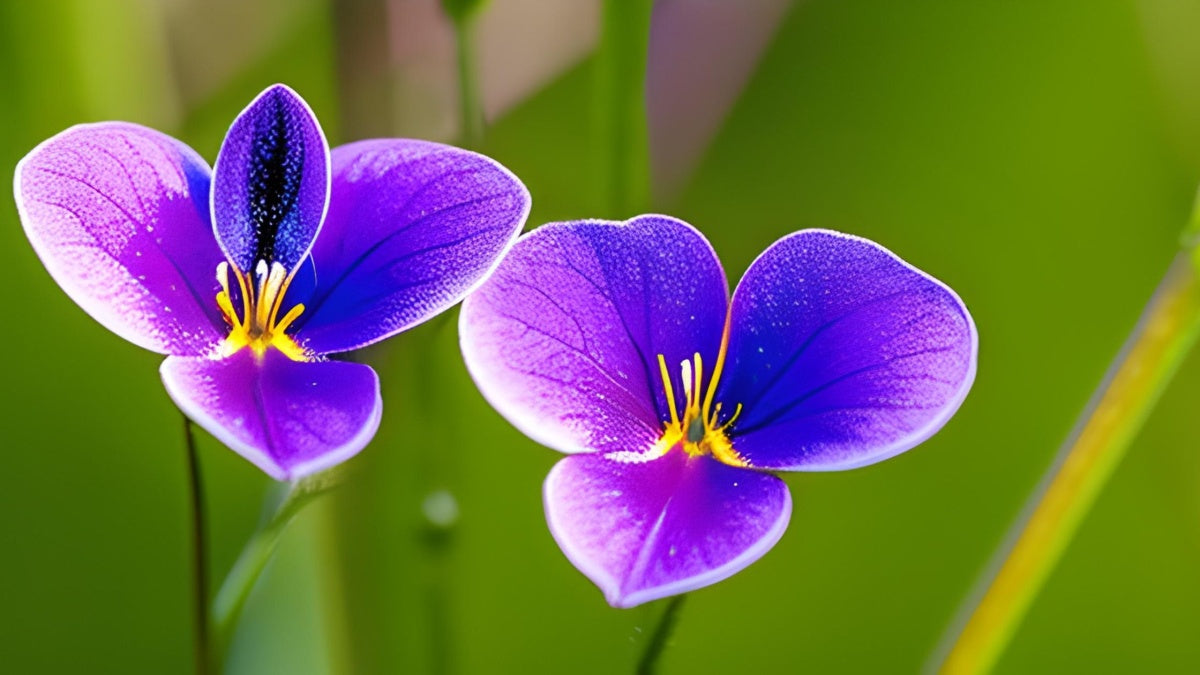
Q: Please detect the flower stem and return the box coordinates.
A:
[182,416,213,675]
[451,12,483,150]
[931,208,1200,674]
[597,0,653,217]
[210,470,342,667]
[636,594,687,675]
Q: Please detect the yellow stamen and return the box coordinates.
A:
[268,268,298,328]
[213,259,309,361]
[717,403,743,432]
[273,303,305,335]
[657,354,680,426]
[651,313,747,467]
[233,265,253,323]
[702,309,732,422]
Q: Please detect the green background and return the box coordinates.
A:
[4,1,1200,672]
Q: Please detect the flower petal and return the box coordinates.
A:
[161,349,382,480]
[211,84,330,274]
[460,216,729,455]
[544,450,791,608]
[719,230,977,470]
[15,122,226,355]
[294,139,529,354]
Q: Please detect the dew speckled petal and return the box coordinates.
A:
[161,349,382,481]
[211,84,330,274]
[294,139,529,354]
[460,216,729,455]
[718,229,977,471]
[544,450,791,608]
[15,122,226,355]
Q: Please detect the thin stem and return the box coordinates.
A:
[637,594,687,675]
[182,416,212,675]
[210,471,342,666]
[931,244,1200,674]
[596,0,653,216]
[452,14,483,150]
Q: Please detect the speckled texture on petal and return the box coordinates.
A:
[15,122,225,355]
[296,139,529,354]
[719,229,976,470]
[460,216,729,455]
[211,84,330,274]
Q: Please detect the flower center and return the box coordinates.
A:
[654,326,747,467]
[215,260,308,361]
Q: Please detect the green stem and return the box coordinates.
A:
[210,471,342,666]
[596,0,653,216]
[182,417,213,675]
[452,14,483,150]
[636,594,686,675]
[931,197,1200,675]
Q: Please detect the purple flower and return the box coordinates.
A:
[460,215,976,607]
[15,84,529,480]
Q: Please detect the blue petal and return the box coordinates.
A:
[211,84,330,274]
[294,139,529,354]
[716,230,977,470]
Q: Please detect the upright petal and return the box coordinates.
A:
[544,450,791,608]
[460,216,729,455]
[718,230,977,471]
[211,84,330,273]
[161,350,382,480]
[15,122,226,355]
[294,139,529,353]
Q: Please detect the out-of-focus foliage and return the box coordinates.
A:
[4,1,1200,673]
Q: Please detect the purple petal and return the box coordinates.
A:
[15,122,226,355]
[160,350,382,480]
[459,216,729,455]
[212,84,330,274]
[718,230,977,471]
[294,139,529,354]
[544,450,791,608]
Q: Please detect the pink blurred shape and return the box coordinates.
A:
[388,0,599,140]
[647,0,793,199]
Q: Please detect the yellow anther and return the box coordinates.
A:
[717,403,743,432]
[651,313,747,468]
[273,303,305,335]
[657,354,681,427]
[213,259,309,361]
[702,312,731,422]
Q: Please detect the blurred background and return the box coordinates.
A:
[5,0,1200,672]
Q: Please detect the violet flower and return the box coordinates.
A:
[460,215,976,607]
[15,84,529,480]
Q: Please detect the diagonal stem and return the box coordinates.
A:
[182,416,213,675]
[210,470,342,668]
[930,244,1200,674]
[636,594,687,675]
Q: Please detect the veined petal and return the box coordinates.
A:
[295,139,529,354]
[544,451,791,608]
[161,350,382,480]
[15,122,225,355]
[212,84,330,274]
[460,216,729,455]
[719,230,977,471]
